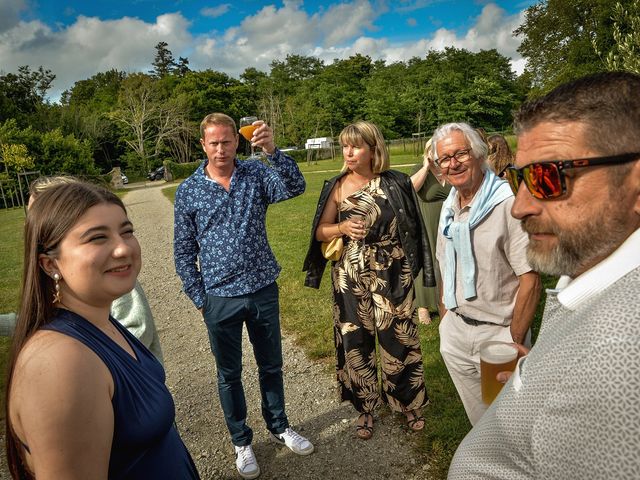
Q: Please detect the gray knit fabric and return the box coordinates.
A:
[0,312,17,337]
[448,267,640,479]
[109,280,164,364]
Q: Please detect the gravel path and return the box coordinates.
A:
[1,182,432,480]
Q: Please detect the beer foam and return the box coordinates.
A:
[481,342,518,363]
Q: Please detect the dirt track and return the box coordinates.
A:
[0,182,431,479]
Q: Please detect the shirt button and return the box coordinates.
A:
[399,208,404,213]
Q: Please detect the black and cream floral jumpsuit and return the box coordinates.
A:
[332,177,428,414]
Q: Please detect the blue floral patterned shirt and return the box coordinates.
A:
[173,149,305,308]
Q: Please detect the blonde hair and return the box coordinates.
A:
[423,137,434,168]
[339,121,389,174]
[200,113,237,139]
[28,176,81,208]
[29,175,79,196]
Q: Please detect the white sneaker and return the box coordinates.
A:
[234,445,260,479]
[270,427,315,455]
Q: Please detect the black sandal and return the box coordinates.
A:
[406,410,425,431]
[356,413,373,440]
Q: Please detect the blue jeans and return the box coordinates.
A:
[202,282,289,446]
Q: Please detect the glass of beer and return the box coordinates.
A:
[480,341,519,405]
[239,116,259,159]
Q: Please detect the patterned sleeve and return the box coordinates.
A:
[173,183,206,309]
[262,148,306,203]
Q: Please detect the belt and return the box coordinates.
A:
[458,313,494,327]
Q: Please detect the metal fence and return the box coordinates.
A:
[0,171,40,211]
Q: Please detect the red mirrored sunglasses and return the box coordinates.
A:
[502,152,640,199]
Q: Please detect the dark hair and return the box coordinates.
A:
[514,71,640,157]
[487,134,513,175]
[5,181,126,479]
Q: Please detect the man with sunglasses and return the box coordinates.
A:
[448,71,640,479]
[433,122,541,426]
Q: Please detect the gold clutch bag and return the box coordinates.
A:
[320,180,344,261]
[321,236,344,261]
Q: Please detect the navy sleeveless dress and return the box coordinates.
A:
[42,309,199,479]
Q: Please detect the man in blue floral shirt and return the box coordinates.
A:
[174,113,312,479]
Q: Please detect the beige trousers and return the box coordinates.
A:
[439,310,526,426]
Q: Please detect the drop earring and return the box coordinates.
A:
[52,273,62,304]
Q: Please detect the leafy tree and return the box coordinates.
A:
[173,69,251,125]
[0,119,97,176]
[298,54,373,139]
[0,142,34,174]
[61,69,126,110]
[257,55,324,146]
[515,0,622,94]
[176,57,191,77]
[365,61,411,138]
[595,0,640,73]
[0,66,55,127]
[362,48,521,136]
[56,69,128,171]
[0,119,40,154]
[150,41,177,78]
[269,54,324,97]
[240,67,268,91]
[40,129,98,175]
[110,74,192,172]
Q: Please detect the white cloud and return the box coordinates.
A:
[316,0,381,46]
[394,0,445,13]
[190,0,381,77]
[0,13,193,99]
[200,4,231,19]
[0,0,27,33]
[352,4,526,73]
[0,1,527,102]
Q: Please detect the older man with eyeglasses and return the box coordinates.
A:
[448,71,640,479]
[432,122,542,426]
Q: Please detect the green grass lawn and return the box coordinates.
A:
[162,157,544,478]
[0,207,26,421]
[1,152,549,478]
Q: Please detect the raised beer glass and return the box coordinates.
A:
[480,341,519,404]
[239,116,259,159]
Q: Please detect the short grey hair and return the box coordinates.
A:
[431,122,489,167]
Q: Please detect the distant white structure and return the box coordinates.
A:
[305,137,333,149]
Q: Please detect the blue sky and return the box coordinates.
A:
[1,0,537,101]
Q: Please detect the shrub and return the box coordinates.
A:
[166,160,200,180]
[284,149,308,163]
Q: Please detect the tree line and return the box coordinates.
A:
[0,0,637,184]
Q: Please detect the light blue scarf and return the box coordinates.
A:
[439,169,513,309]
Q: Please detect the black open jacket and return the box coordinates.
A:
[303,169,436,289]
